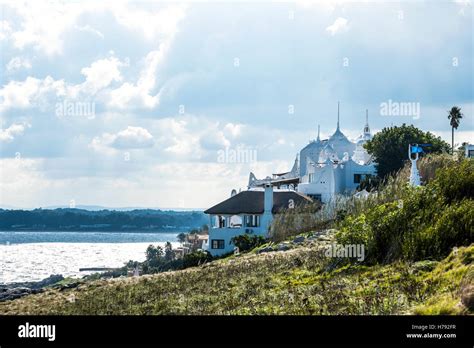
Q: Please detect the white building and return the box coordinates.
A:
[203,185,312,256]
[204,104,377,256]
[465,144,474,158]
[250,104,377,203]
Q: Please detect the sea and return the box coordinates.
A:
[0,231,180,284]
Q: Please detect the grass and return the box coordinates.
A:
[1,239,472,315]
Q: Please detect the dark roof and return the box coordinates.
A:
[204,190,313,215]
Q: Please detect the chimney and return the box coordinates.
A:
[264,184,273,214]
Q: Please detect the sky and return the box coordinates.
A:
[0,0,473,209]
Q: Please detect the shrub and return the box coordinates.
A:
[269,202,326,242]
[230,234,266,252]
[182,250,213,268]
[336,158,474,264]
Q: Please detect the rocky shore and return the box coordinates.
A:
[0,274,66,302]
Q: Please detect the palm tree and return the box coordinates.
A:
[448,106,463,155]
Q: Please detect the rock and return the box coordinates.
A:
[257,247,274,254]
[58,282,80,292]
[0,274,64,302]
[31,274,64,289]
[293,236,305,244]
[0,287,35,302]
[277,244,290,251]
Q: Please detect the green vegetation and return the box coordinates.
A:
[0,242,471,315]
[364,124,450,178]
[336,159,473,263]
[230,234,266,252]
[447,106,463,155]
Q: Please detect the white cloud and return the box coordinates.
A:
[112,126,154,149]
[0,20,12,41]
[109,46,166,109]
[111,3,186,40]
[75,25,104,39]
[90,126,154,152]
[6,57,32,73]
[80,56,125,93]
[223,123,243,138]
[0,76,65,111]
[5,2,186,56]
[326,17,349,36]
[0,122,30,142]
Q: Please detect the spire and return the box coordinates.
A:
[364,109,371,135]
[337,101,340,131]
[317,124,320,141]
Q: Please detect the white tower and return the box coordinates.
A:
[408,144,421,187]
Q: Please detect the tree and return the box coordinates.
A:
[364,124,450,178]
[145,245,163,263]
[448,106,463,155]
[164,241,175,261]
[177,232,187,244]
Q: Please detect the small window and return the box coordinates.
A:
[354,174,362,184]
[211,239,225,249]
[245,215,260,227]
[468,150,474,158]
[308,194,322,202]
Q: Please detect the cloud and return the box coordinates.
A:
[326,17,349,35]
[0,76,65,111]
[80,56,125,93]
[0,20,13,41]
[112,126,154,149]
[6,57,32,73]
[0,122,30,142]
[5,2,186,56]
[90,126,154,152]
[75,25,104,39]
[108,45,167,109]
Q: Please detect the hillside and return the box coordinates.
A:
[0,234,472,315]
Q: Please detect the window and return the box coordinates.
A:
[354,174,362,184]
[245,215,260,227]
[468,150,474,158]
[308,173,314,183]
[211,239,225,249]
[308,194,322,202]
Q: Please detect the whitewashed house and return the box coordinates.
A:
[465,144,474,158]
[249,104,377,203]
[203,185,312,256]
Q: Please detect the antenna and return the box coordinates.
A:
[317,124,320,141]
[337,101,340,130]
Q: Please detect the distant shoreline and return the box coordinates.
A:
[0,229,185,233]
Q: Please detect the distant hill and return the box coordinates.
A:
[0,208,208,232]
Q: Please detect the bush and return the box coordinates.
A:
[269,202,326,242]
[182,250,213,268]
[230,234,266,252]
[336,158,474,264]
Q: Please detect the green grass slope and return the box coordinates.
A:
[0,240,472,315]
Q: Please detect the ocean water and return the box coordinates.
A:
[0,232,179,284]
